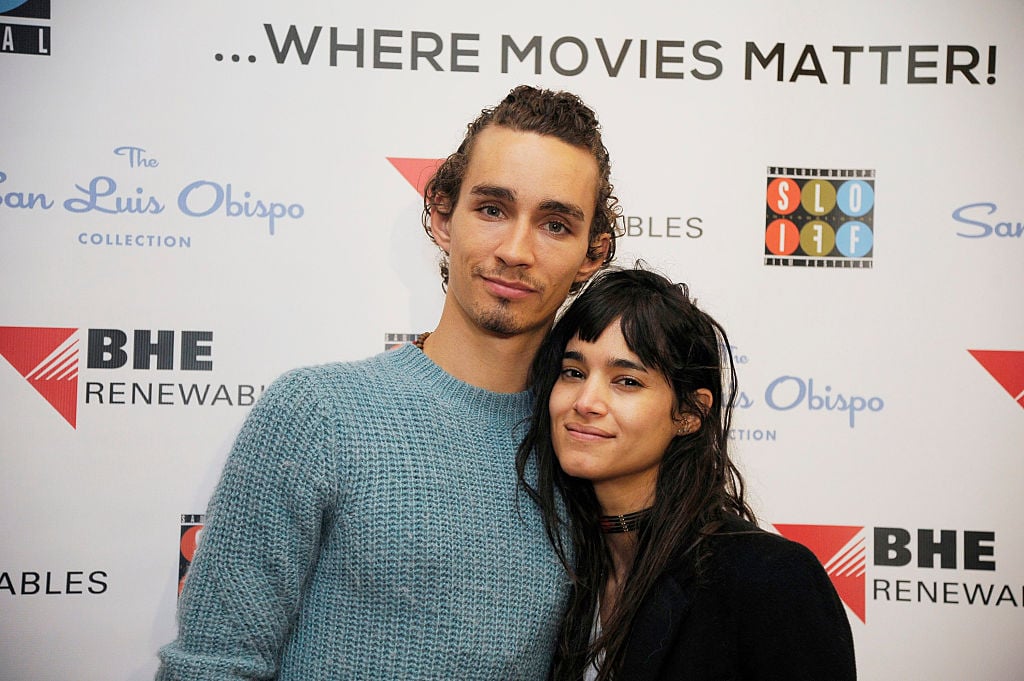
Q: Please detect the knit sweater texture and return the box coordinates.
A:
[156,344,568,680]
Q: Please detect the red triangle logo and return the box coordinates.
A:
[387,157,444,198]
[774,524,866,623]
[0,326,79,428]
[969,349,1024,408]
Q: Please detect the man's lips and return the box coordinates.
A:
[482,276,537,299]
[565,423,614,439]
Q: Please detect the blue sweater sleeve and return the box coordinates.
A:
[155,369,338,680]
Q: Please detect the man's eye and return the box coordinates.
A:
[546,221,568,234]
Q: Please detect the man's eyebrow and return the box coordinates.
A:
[469,185,586,222]
[469,184,516,202]
[539,199,585,222]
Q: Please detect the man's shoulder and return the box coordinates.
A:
[276,345,415,386]
[252,346,418,416]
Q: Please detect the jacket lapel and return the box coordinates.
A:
[620,569,696,681]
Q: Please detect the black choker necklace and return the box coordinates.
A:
[599,508,652,534]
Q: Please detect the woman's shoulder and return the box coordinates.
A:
[645,516,856,679]
[678,515,832,596]
[674,515,843,621]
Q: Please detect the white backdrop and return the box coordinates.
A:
[2,1,1022,679]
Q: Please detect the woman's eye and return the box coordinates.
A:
[559,367,584,380]
[616,377,643,388]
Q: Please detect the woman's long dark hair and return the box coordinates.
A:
[516,266,755,681]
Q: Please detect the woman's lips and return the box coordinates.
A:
[564,423,614,439]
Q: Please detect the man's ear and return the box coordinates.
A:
[430,194,453,253]
[573,232,611,284]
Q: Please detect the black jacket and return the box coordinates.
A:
[620,516,857,680]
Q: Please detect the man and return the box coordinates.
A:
[156,85,620,680]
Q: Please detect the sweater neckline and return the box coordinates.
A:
[389,343,533,414]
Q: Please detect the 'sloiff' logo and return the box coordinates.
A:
[774,524,866,623]
[765,167,875,268]
[388,158,444,198]
[969,349,1024,409]
[0,0,48,16]
[178,514,204,595]
[1,0,50,56]
[0,326,78,427]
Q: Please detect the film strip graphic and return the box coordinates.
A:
[765,167,875,268]
[385,332,418,351]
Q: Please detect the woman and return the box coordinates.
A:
[517,267,856,681]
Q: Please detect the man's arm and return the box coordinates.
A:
[156,369,338,681]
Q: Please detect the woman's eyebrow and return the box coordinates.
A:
[609,358,648,372]
[563,349,648,373]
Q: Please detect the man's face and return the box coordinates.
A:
[433,126,607,338]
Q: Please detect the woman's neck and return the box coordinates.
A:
[596,492,653,623]
[600,530,638,624]
[604,531,637,581]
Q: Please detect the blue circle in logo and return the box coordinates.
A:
[836,221,873,257]
[0,1,29,13]
[836,180,874,217]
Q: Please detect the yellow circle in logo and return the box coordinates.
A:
[800,180,837,216]
[800,220,836,256]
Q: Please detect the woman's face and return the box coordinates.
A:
[548,320,680,513]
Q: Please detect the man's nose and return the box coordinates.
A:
[494,218,536,268]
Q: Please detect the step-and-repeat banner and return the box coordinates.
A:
[2,2,1022,679]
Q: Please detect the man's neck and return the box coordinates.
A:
[420,321,546,393]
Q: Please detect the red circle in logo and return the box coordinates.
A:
[767,178,800,215]
[180,525,203,562]
[765,219,799,255]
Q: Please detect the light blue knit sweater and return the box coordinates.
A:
[156,344,568,680]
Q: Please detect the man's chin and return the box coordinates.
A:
[477,314,521,336]
[474,302,524,336]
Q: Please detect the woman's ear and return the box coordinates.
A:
[675,389,713,435]
[693,388,713,415]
